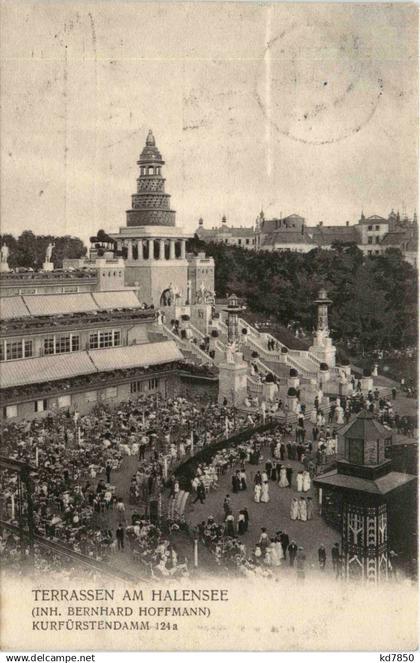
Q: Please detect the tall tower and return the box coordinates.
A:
[110,130,192,307]
[127,130,176,228]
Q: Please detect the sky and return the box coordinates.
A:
[1,1,418,244]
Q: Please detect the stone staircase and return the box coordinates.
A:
[218,314,321,381]
[151,324,214,367]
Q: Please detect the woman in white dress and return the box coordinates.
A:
[290,497,299,521]
[279,466,289,488]
[261,481,270,503]
[335,406,344,424]
[274,537,284,561]
[302,471,311,492]
[306,496,314,520]
[296,471,304,492]
[254,483,262,503]
[298,496,307,521]
[268,540,280,567]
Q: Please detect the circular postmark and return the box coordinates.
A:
[255,20,383,146]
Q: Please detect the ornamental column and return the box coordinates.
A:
[180,239,186,259]
[127,239,133,261]
[169,240,176,260]
[159,239,165,260]
[148,239,155,261]
[137,239,144,260]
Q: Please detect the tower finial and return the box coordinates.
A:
[146,129,155,147]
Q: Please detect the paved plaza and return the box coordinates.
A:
[89,390,417,578]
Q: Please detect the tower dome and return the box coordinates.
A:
[126,130,176,227]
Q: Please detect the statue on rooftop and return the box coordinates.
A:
[1,243,9,263]
[45,242,55,263]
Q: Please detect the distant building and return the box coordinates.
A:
[258,212,315,253]
[309,221,360,248]
[195,208,418,266]
[195,215,257,249]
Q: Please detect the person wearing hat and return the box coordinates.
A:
[318,544,327,570]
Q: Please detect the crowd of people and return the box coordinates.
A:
[181,424,338,578]
[1,374,415,581]
[0,394,261,577]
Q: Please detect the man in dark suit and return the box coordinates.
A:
[318,544,327,570]
[193,480,206,504]
[331,542,340,576]
[116,524,125,551]
[288,540,298,567]
[286,465,293,488]
[280,531,290,560]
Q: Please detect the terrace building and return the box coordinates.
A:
[0,290,190,421]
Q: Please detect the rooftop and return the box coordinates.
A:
[0,270,97,283]
[261,231,314,246]
[338,410,392,440]
[310,225,360,245]
[0,291,142,320]
[314,468,416,496]
[358,215,388,225]
[196,226,255,237]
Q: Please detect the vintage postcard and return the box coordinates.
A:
[0,0,418,652]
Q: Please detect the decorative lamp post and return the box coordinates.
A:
[223,293,244,345]
[314,288,332,337]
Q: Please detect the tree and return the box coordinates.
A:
[0,231,87,270]
[187,239,417,353]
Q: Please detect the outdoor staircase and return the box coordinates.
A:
[218,314,321,381]
[151,324,214,367]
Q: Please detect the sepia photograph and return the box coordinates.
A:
[0,0,418,653]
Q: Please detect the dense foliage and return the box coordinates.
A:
[188,237,418,353]
[0,231,87,270]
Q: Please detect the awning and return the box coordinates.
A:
[1,341,183,389]
[88,341,183,372]
[23,293,99,316]
[314,469,416,495]
[91,290,141,310]
[1,296,31,320]
[1,352,96,389]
